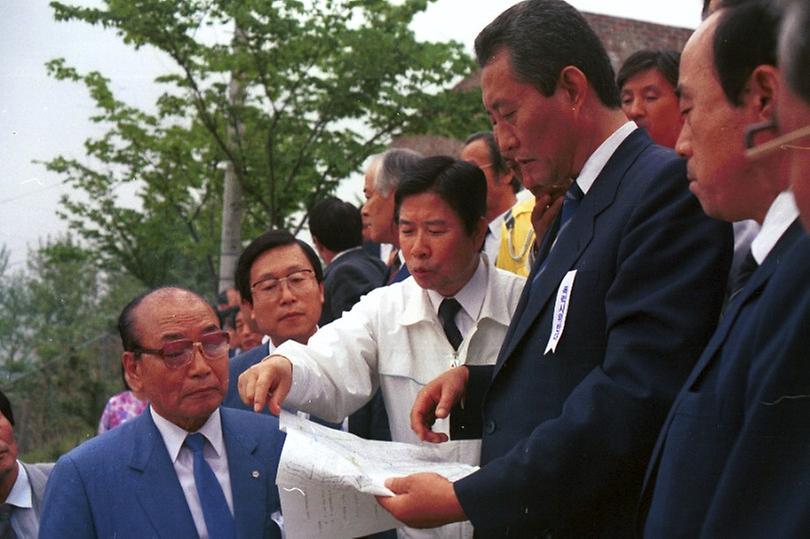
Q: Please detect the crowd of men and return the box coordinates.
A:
[4,0,810,537]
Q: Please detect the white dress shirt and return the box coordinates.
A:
[751,191,800,264]
[151,407,232,539]
[6,461,32,537]
[484,189,534,262]
[576,121,638,195]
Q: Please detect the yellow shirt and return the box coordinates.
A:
[496,196,536,277]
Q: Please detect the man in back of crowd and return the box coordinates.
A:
[0,389,53,538]
[459,132,531,268]
[309,196,387,325]
[617,49,683,148]
[637,2,804,536]
[362,148,423,283]
[222,230,325,411]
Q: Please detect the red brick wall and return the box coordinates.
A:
[582,12,694,70]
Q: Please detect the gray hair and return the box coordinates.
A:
[780,0,810,104]
[374,148,423,198]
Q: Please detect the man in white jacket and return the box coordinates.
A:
[239,155,525,539]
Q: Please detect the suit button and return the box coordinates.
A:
[484,419,496,434]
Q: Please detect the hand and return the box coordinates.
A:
[411,366,469,443]
[237,354,293,414]
[531,193,564,243]
[376,473,466,528]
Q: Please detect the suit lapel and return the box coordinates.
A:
[130,412,199,538]
[222,409,271,539]
[494,131,645,373]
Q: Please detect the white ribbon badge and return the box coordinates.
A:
[544,270,577,355]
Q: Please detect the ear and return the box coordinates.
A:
[748,65,780,122]
[122,352,145,394]
[558,65,590,113]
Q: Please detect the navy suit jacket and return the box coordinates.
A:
[320,247,386,325]
[39,406,285,538]
[453,129,733,537]
[639,219,804,537]
[667,234,810,537]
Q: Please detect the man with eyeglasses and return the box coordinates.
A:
[221,230,336,420]
[39,287,286,538]
[636,2,805,536]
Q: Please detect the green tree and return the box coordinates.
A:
[45,0,488,295]
[1,238,144,459]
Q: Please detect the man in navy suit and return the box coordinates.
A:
[648,1,810,535]
[39,287,285,538]
[309,196,387,326]
[637,3,804,536]
[377,1,732,535]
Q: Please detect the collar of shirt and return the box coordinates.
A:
[425,257,487,337]
[150,406,225,463]
[5,461,31,509]
[575,121,638,195]
[751,190,800,264]
[330,245,363,264]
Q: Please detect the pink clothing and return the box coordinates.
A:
[97,390,148,434]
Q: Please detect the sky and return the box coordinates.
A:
[0,1,703,269]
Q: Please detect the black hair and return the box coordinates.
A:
[234,229,323,305]
[475,0,620,109]
[713,0,781,106]
[218,305,239,330]
[117,286,214,353]
[309,197,363,252]
[0,389,14,426]
[394,156,487,236]
[780,0,810,104]
[463,132,522,193]
[617,49,681,91]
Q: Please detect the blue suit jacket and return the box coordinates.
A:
[320,247,387,325]
[639,219,804,537]
[453,129,733,537]
[659,234,810,537]
[39,406,285,539]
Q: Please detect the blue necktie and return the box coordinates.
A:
[184,433,236,539]
[532,181,584,284]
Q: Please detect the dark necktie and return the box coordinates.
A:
[730,249,758,297]
[438,298,463,351]
[0,503,15,539]
[533,181,584,284]
[184,433,236,539]
[387,249,402,284]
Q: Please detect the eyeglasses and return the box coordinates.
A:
[133,330,230,370]
[251,268,316,301]
[745,118,810,160]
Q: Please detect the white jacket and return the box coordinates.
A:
[277,261,525,538]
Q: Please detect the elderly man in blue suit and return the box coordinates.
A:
[377,0,732,536]
[40,287,285,538]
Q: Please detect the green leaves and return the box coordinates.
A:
[46,0,489,295]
